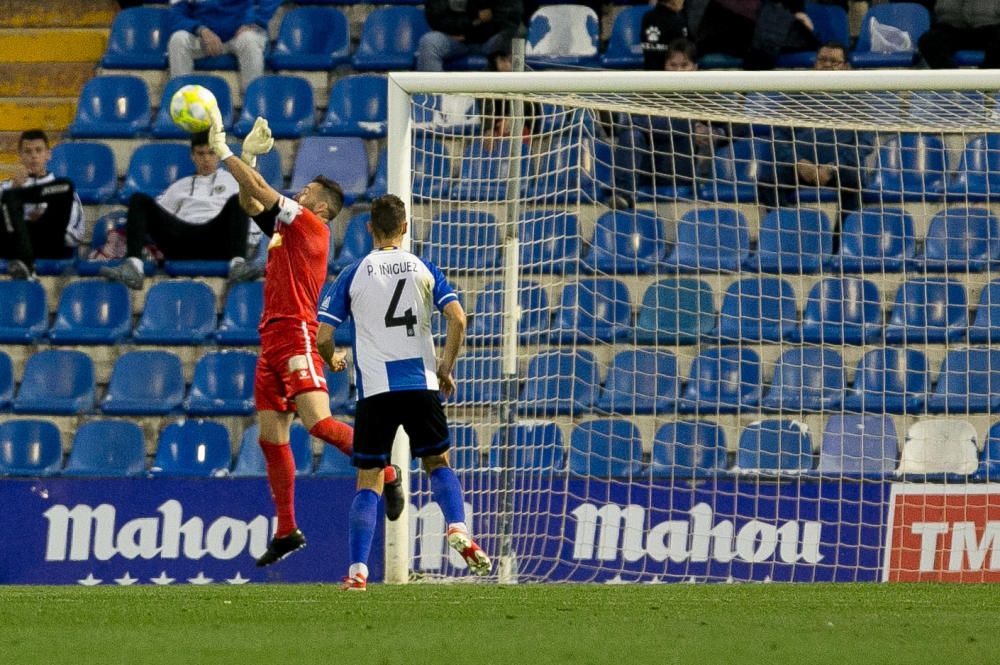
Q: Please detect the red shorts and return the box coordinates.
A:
[255,319,328,413]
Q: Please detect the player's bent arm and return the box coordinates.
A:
[317,322,336,367]
[439,300,467,375]
[223,154,279,211]
[238,187,266,217]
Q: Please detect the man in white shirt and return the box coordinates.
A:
[0,129,85,280]
[101,131,256,289]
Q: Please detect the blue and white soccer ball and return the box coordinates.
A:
[169,84,218,133]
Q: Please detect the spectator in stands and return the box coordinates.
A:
[0,130,84,280]
[918,0,1000,69]
[762,42,869,212]
[694,0,818,70]
[615,39,729,200]
[100,132,257,290]
[641,0,692,71]
[417,1,525,72]
[167,0,279,91]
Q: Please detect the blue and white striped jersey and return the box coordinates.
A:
[318,247,458,399]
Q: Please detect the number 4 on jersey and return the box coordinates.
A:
[384,278,417,336]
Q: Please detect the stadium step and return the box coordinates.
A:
[0,0,117,28]
[0,98,76,132]
[0,29,108,63]
[0,63,95,98]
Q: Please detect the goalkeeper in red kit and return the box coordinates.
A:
[206,108,405,567]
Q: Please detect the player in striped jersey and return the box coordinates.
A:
[206,112,404,567]
[317,194,490,591]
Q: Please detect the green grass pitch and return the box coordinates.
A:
[1,584,997,664]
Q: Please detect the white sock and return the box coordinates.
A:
[448,522,468,535]
[349,563,368,579]
[126,256,142,272]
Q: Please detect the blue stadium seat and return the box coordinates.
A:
[568,419,643,477]
[13,350,95,415]
[68,75,150,138]
[49,142,117,203]
[717,277,797,342]
[635,278,715,344]
[101,350,184,416]
[489,421,565,472]
[451,138,528,201]
[268,6,350,71]
[0,419,62,476]
[518,210,580,274]
[699,139,775,202]
[101,6,169,68]
[254,147,284,191]
[973,422,1000,482]
[330,212,373,274]
[747,208,832,274]
[151,420,231,477]
[816,415,898,477]
[518,349,598,416]
[596,350,678,415]
[469,280,548,345]
[884,278,968,344]
[64,421,146,477]
[76,211,128,277]
[233,76,315,138]
[289,136,367,205]
[910,91,989,126]
[232,423,313,477]
[48,280,131,344]
[410,92,479,136]
[118,143,196,202]
[526,4,601,69]
[317,75,387,138]
[422,211,499,273]
[352,6,429,70]
[851,3,930,68]
[324,366,352,415]
[411,138,452,201]
[925,348,1000,414]
[582,209,665,275]
[522,136,612,205]
[0,281,47,343]
[663,207,750,272]
[452,351,503,406]
[133,280,217,344]
[761,347,845,412]
[843,348,929,414]
[914,207,1000,272]
[776,3,850,67]
[550,278,632,344]
[862,133,946,203]
[650,421,727,478]
[216,281,263,345]
[947,134,1000,201]
[0,352,12,411]
[968,279,1000,343]
[834,207,916,273]
[151,75,233,138]
[678,347,762,414]
[442,422,482,471]
[737,420,813,473]
[600,5,650,68]
[185,350,257,416]
[797,277,882,345]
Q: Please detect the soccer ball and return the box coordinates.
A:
[169,84,218,133]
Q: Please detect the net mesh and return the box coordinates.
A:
[395,84,1000,584]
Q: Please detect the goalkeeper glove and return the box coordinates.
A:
[241,117,274,168]
[207,104,233,161]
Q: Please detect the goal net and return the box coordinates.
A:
[383,70,1000,585]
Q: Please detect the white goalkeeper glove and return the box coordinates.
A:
[240,117,274,168]
[207,103,233,161]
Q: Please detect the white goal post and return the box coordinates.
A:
[383,69,1000,586]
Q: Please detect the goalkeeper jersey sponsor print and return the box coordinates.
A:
[261,196,330,329]
[318,247,458,399]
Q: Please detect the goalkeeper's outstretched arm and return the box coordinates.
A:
[207,112,278,213]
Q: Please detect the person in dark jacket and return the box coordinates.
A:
[416,1,524,71]
[168,0,280,91]
[641,0,691,71]
[919,0,1000,69]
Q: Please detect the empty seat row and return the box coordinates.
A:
[4,414,997,481]
[70,73,388,140]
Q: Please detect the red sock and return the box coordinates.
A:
[384,464,397,484]
[310,417,354,456]
[260,439,297,538]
